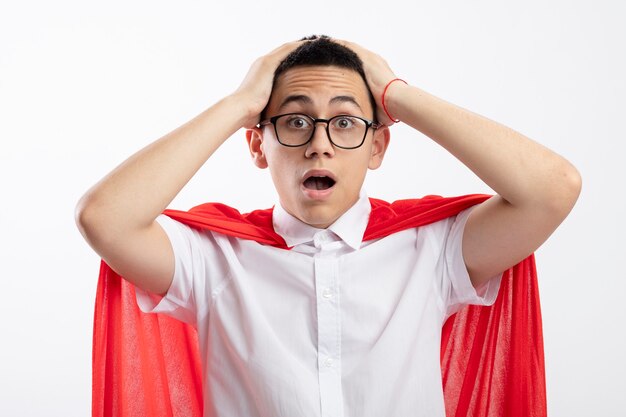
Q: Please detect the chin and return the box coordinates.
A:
[297,204,341,229]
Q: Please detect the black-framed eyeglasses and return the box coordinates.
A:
[259,113,380,150]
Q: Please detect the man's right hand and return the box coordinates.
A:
[233,40,307,129]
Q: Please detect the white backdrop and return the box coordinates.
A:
[1,1,625,416]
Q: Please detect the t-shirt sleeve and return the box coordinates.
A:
[134,214,231,326]
[437,205,503,320]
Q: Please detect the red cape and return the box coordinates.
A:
[93,194,546,417]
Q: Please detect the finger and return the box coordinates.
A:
[331,38,366,55]
[266,38,310,61]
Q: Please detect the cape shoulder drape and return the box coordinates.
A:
[92,194,547,417]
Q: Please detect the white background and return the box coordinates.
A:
[1,1,625,416]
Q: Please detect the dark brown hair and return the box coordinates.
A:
[263,35,377,121]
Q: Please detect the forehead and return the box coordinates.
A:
[268,65,372,116]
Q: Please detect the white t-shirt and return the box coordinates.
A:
[136,191,502,417]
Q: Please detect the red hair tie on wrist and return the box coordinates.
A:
[382,78,407,124]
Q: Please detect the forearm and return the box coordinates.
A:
[76,40,305,245]
[76,94,249,237]
[339,38,581,284]
[385,82,581,211]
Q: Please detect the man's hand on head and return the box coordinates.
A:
[232,41,308,129]
[332,39,400,126]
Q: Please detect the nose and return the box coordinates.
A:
[305,121,335,158]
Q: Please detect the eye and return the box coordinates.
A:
[285,115,311,129]
[332,116,356,129]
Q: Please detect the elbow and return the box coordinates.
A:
[74,195,96,239]
[75,194,122,255]
[548,162,582,219]
[75,193,108,243]
[568,165,583,200]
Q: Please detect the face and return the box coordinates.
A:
[247,65,390,229]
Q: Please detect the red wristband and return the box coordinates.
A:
[382,78,407,123]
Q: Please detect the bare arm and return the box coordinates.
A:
[75,41,304,295]
[388,85,581,285]
[342,40,582,288]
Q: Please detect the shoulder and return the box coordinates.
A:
[162,202,286,247]
[364,194,490,241]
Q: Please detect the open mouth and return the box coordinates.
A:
[303,176,336,190]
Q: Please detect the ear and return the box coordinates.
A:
[246,127,268,169]
[368,125,391,170]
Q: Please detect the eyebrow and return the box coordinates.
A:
[278,94,363,112]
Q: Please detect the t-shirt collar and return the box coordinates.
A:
[272,189,371,250]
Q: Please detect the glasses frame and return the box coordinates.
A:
[259,112,380,150]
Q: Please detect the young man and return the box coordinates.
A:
[76,36,581,416]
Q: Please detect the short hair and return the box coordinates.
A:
[262,35,377,122]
